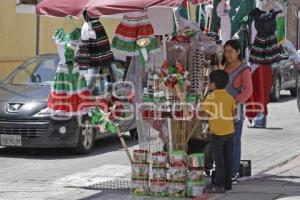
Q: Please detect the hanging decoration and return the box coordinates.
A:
[90,106,117,134]
[160,61,189,89]
[136,37,151,66]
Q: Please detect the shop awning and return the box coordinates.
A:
[36,0,89,18]
[36,0,180,18]
[86,0,180,17]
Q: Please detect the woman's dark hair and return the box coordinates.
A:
[221,39,243,65]
[209,69,229,89]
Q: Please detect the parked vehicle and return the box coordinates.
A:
[298,76,300,112]
[0,54,136,154]
[270,40,300,101]
[297,49,300,112]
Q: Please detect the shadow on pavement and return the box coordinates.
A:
[247,126,284,130]
[0,135,138,159]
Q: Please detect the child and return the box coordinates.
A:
[202,70,236,193]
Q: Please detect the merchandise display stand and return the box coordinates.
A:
[147,6,176,152]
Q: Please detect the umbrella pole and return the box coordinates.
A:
[162,34,173,152]
[116,126,133,164]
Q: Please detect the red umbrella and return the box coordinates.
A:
[36,0,89,18]
[36,0,179,18]
[86,0,179,17]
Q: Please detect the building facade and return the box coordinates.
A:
[0,0,119,79]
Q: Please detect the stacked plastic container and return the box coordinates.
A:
[168,150,188,198]
[150,151,168,197]
[131,150,150,195]
[187,153,206,197]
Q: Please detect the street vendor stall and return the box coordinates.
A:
[36,0,223,198]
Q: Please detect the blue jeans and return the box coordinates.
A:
[232,118,244,177]
[232,104,244,177]
[252,112,267,128]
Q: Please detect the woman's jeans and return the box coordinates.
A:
[232,105,244,177]
[252,112,267,128]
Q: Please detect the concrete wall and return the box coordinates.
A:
[0,0,120,80]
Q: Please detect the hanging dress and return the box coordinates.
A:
[249,8,282,64]
[48,28,93,116]
[76,20,114,70]
[111,11,160,59]
[216,0,231,44]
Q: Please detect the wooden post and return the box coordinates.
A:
[116,126,133,164]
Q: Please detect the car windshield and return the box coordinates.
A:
[3,56,58,85]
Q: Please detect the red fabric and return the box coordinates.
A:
[246,65,273,120]
[37,0,179,17]
[86,0,179,17]
[48,90,93,113]
[114,23,155,39]
[36,0,89,18]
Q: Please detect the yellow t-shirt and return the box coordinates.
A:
[202,89,236,136]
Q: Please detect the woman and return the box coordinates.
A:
[222,40,253,184]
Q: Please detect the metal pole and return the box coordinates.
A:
[36,15,40,55]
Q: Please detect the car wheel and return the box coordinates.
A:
[270,75,281,102]
[290,88,297,97]
[129,128,138,140]
[76,118,95,154]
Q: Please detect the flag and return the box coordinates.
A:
[178,0,189,20]
[276,16,285,44]
[230,0,256,61]
[196,4,207,31]
[173,0,190,34]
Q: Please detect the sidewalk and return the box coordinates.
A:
[80,154,300,200]
[76,95,300,200]
[208,154,300,200]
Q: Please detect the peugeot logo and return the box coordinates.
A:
[7,103,23,113]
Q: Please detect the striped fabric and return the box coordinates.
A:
[49,28,94,116]
[111,11,159,57]
[249,34,281,64]
[48,64,93,116]
[76,20,114,70]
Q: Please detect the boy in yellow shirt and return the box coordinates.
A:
[202,70,236,193]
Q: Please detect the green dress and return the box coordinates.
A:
[48,28,93,116]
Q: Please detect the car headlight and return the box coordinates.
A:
[34,107,52,117]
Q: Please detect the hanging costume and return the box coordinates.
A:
[246,8,282,126]
[216,0,231,44]
[48,28,93,116]
[111,11,159,58]
[249,8,282,64]
[76,18,113,70]
[230,0,256,60]
[111,11,160,80]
